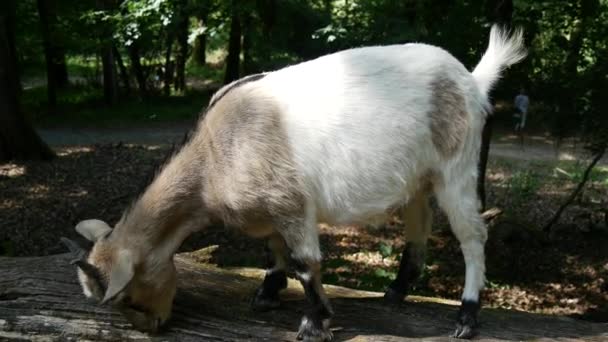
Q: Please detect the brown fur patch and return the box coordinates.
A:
[195,84,305,236]
[429,75,469,158]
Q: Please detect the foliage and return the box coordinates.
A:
[509,170,541,200]
[9,0,608,148]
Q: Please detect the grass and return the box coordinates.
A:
[21,53,226,127]
[22,84,214,127]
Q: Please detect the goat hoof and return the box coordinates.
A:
[383,287,405,305]
[452,300,480,339]
[251,288,281,312]
[296,316,333,342]
[452,323,476,339]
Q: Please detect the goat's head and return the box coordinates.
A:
[62,219,177,333]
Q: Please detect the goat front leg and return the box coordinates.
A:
[293,259,333,342]
[251,234,288,311]
[276,211,334,341]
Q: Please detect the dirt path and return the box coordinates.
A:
[37,124,607,165]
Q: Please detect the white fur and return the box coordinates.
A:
[252,25,524,304]
[472,26,526,95]
[257,44,484,225]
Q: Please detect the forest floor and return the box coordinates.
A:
[1,124,607,324]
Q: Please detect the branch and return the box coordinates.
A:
[543,146,606,232]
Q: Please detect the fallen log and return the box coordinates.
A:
[1,251,606,341]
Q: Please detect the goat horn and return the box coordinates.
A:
[60,237,87,261]
[60,237,105,290]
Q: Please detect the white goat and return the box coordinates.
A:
[63,25,525,341]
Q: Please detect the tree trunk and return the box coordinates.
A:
[1,252,606,341]
[52,47,68,88]
[36,0,57,109]
[476,0,513,210]
[242,13,253,75]
[163,34,174,96]
[113,43,131,95]
[97,0,118,104]
[101,47,118,104]
[0,0,54,162]
[255,0,275,65]
[37,0,68,90]
[174,0,189,92]
[192,14,208,65]
[128,42,147,98]
[223,1,241,84]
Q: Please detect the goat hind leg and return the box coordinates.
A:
[384,190,432,304]
[436,180,487,339]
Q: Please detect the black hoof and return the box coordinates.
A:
[383,287,406,305]
[296,316,333,342]
[251,287,281,312]
[452,300,480,339]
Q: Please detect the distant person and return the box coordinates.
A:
[513,88,530,132]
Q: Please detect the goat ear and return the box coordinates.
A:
[76,219,112,242]
[101,250,135,304]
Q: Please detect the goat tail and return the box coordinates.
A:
[472,25,526,96]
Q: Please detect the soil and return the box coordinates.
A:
[1,125,607,323]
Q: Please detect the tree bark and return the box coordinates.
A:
[223,1,241,84]
[1,252,606,341]
[0,0,54,162]
[36,0,58,109]
[174,0,189,92]
[128,42,147,98]
[37,0,68,90]
[192,13,208,66]
[97,0,118,104]
[113,43,131,95]
[53,49,68,88]
[101,46,118,104]
[242,13,254,75]
[163,34,174,96]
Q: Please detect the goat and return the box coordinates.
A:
[62,25,525,341]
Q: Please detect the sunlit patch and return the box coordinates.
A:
[57,146,94,157]
[144,145,162,151]
[487,170,506,182]
[67,189,89,197]
[0,164,26,178]
[557,152,577,161]
[26,184,51,199]
[343,251,398,268]
[0,199,22,209]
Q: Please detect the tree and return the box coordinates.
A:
[192,3,210,66]
[36,0,58,108]
[36,0,69,110]
[0,0,54,162]
[173,0,189,91]
[224,0,241,84]
[128,42,148,98]
[98,0,119,104]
